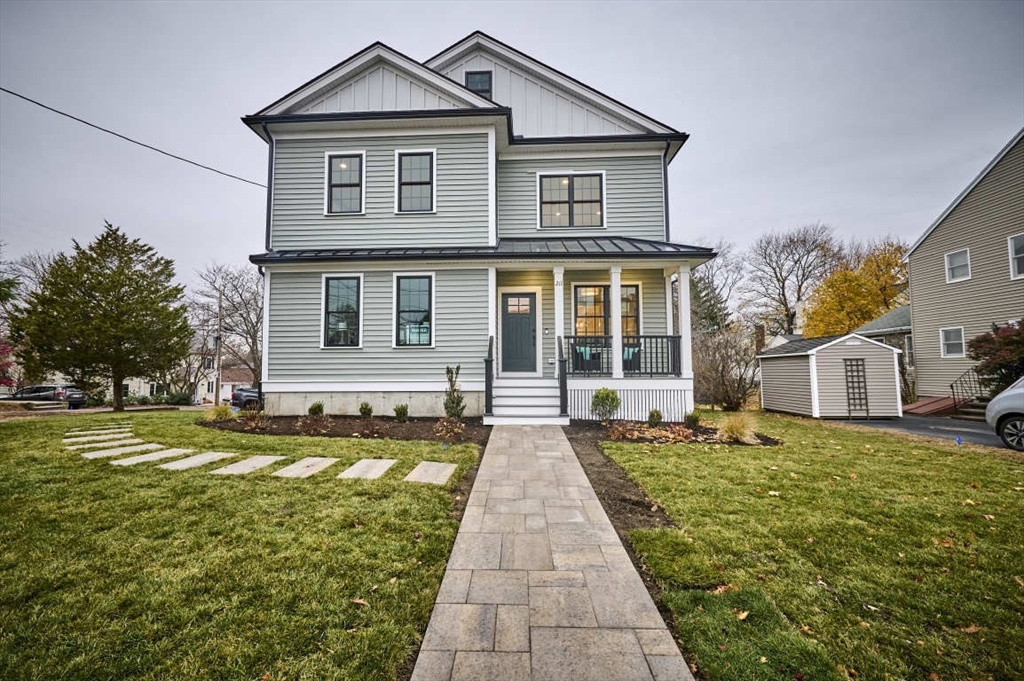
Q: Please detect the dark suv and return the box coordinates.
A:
[0,385,88,408]
[230,387,262,410]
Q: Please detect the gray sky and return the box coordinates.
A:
[1,0,1022,289]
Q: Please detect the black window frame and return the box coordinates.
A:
[323,276,362,348]
[397,151,434,213]
[326,153,364,215]
[540,173,604,229]
[395,274,433,347]
[573,284,639,336]
[465,71,493,99]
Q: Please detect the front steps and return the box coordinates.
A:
[483,376,569,426]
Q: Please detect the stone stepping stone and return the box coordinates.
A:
[158,452,236,470]
[64,428,132,437]
[82,443,165,460]
[66,438,143,451]
[210,456,286,475]
[338,458,398,480]
[111,449,193,466]
[67,423,132,433]
[405,461,458,485]
[63,433,135,444]
[272,457,339,478]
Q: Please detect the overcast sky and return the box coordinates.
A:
[1,0,1021,289]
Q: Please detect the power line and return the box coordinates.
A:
[0,86,266,189]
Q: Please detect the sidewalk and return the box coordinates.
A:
[411,424,694,681]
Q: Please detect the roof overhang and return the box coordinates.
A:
[757,333,900,359]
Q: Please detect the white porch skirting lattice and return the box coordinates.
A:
[567,378,694,422]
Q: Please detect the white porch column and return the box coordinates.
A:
[664,272,675,336]
[676,264,693,379]
[610,265,623,378]
[487,267,496,342]
[553,266,565,348]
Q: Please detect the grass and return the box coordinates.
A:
[603,411,1024,681]
[0,411,479,681]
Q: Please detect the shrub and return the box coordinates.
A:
[590,387,620,422]
[434,416,465,443]
[167,392,193,406]
[240,409,272,431]
[693,323,759,411]
[718,412,759,444]
[136,395,151,405]
[647,409,663,427]
[308,401,325,416]
[683,409,703,429]
[968,324,1024,394]
[297,413,333,435]
[204,403,233,421]
[359,401,373,418]
[394,403,409,422]
[444,365,466,419]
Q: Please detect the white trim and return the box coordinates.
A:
[758,359,765,410]
[553,267,565,343]
[323,151,366,216]
[535,170,607,231]
[569,279,644,336]
[567,377,692,390]
[893,352,903,417]
[676,265,692,379]
[487,127,496,246]
[392,271,436,349]
[497,285,544,377]
[261,270,271,384]
[499,149,663,161]
[274,126,497,141]
[610,266,623,379]
[320,272,365,349]
[758,333,902,359]
[944,248,971,283]
[939,326,966,358]
[394,148,437,214]
[487,267,497,341]
[664,274,674,336]
[904,333,915,368]
[1009,233,1024,280]
[808,354,821,418]
[263,380,485,392]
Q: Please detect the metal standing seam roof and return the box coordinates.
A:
[249,236,716,265]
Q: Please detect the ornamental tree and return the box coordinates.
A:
[968,324,1024,394]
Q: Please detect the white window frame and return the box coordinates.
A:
[323,151,366,216]
[944,248,971,283]
[904,333,914,368]
[392,272,436,349]
[939,326,965,358]
[320,273,364,350]
[570,280,644,336]
[394,149,437,214]
[535,170,607,230]
[1009,233,1024,280]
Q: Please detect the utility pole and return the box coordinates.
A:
[213,291,222,404]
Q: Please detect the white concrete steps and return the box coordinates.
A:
[487,377,566,425]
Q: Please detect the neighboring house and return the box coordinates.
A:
[854,304,914,401]
[905,127,1024,400]
[219,366,256,403]
[244,32,715,424]
[763,334,803,352]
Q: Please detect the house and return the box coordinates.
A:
[854,304,914,401]
[905,127,1024,402]
[244,32,715,424]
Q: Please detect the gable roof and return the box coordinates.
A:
[854,305,911,336]
[905,127,1024,260]
[758,333,900,358]
[424,31,678,135]
[255,42,497,116]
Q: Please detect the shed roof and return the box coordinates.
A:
[757,333,900,359]
[854,305,911,336]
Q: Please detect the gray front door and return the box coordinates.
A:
[501,293,536,372]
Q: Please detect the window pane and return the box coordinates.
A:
[397,276,432,346]
[948,250,968,267]
[466,72,492,97]
[541,202,569,227]
[330,156,361,185]
[542,176,570,202]
[401,185,432,212]
[573,201,602,226]
[401,154,431,182]
[331,187,361,213]
[325,277,359,347]
[574,175,600,200]
[1012,236,1024,277]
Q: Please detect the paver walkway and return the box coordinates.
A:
[412,425,694,681]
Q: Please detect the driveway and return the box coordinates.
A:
[854,415,1003,449]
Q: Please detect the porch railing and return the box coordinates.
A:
[557,336,569,416]
[484,336,494,416]
[950,366,983,415]
[564,335,681,377]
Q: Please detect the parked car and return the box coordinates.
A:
[0,384,88,409]
[986,376,1024,451]
[230,387,262,410]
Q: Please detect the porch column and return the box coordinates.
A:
[610,265,623,378]
[676,264,693,379]
[553,266,565,348]
[487,267,496,341]
[664,272,675,335]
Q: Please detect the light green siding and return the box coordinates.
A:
[272,133,489,250]
[497,270,556,378]
[497,156,665,240]
[815,341,901,418]
[563,269,669,336]
[760,356,814,416]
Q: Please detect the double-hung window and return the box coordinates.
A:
[944,248,971,283]
[1009,233,1024,279]
[573,284,639,336]
[395,274,433,347]
[940,327,965,358]
[325,152,364,214]
[396,151,435,213]
[323,275,362,347]
[539,173,604,228]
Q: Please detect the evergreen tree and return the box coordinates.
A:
[9,223,191,410]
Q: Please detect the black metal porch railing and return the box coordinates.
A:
[950,366,983,415]
[556,336,569,416]
[484,336,494,416]
[564,335,682,377]
[565,336,612,376]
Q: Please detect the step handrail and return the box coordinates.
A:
[949,366,983,416]
[484,336,494,417]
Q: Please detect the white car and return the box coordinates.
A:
[986,376,1024,451]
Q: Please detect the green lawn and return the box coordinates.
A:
[604,412,1024,681]
[0,411,479,681]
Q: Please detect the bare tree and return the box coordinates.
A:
[740,223,843,335]
[152,300,218,398]
[195,263,263,388]
[692,321,759,411]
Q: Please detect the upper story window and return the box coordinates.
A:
[323,275,362,348]
[940,327,965,358]
[465,71,492,99]
[395,274,433,347]
[325,152,364,215]
[539,173,604,229]
[944,248,971,283]
[395,151,435,213]
[1009,233,1024,279]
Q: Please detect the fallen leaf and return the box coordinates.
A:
[351,598,368,606]
[929,674,942,681]
[709,584,735,595]
[736,610,750,620]
[859,621,871,628]
[801,625,813,635]
[768,490,780,496]
[983,514,995,521]
[865,605,879,611]
[1015,576,1024,588]
[962,499,977,506]
[388,577,397,584]
[769,466,778,470]
[806,537,814,543]
[968,482,980,489]
[960,624,980,633]
[718,644,728,651]
[849,473,858,480]
[759,656,767,664]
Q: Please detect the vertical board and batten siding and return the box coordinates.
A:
[272,133,489,250]
[498,156,665,240]
[909,137,1024,397]
[815,341,900,418]
[267,268,488,381]
[497,270,556,378]
[295,62,465,114]
[760,356,814,416]
[435,49,643,137]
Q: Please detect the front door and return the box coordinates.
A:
[501,292,537,373]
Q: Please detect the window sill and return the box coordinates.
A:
[536,225,607,231]
[323,212,366,217]
[392,344,436,350]
[394,211,437,216]
[320,345,363,350]
[945,275,971,284]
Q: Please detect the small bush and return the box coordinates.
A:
[590,387,620,422]
[444,365,466,419]
[683,409,702,429]
[308,401,325,416]
[167,392,193,406]
[718,412,759,445]
[359,401,373,418]
[240,409,272,431]
[434,416,465,442]
[297,413,333,435]
[394,404,409,422]
[204,404,234,421]
[647,409,663,427]
[136,395,152,405]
